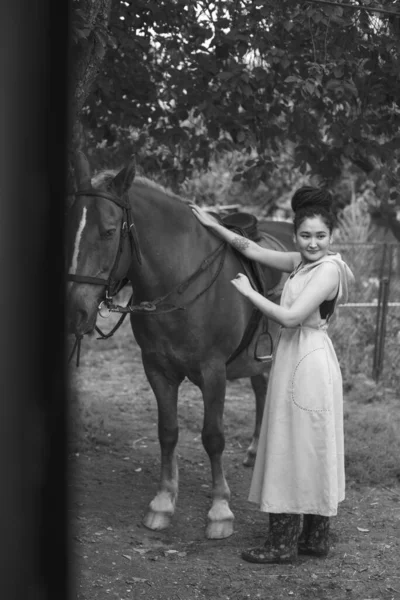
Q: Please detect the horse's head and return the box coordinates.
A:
[67,152,136,336]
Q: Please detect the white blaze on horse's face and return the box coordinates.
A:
[68,206,88,295]
[69,206,87,277]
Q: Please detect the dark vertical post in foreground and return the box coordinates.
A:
[372,244,393,382]
[0,1,70,599]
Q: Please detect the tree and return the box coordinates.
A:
[78,0,400,218]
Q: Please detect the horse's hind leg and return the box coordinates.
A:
[200,364,234,539]
[243,372,269,467]
[142,362,182,532]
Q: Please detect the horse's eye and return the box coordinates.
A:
[101,228,116,240]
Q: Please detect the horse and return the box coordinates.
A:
[67,152,295,539]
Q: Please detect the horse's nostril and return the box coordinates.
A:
[76,308,88,326]
[68,307,88,334]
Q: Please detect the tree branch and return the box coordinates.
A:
[305,0,400,17]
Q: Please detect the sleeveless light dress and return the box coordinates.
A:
[248,254,354,517]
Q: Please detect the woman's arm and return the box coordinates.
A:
[191,206,299,273]
[231,262,339,327]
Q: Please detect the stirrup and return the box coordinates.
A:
[254,332,273,362]
[255,353,273,362]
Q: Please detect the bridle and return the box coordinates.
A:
[67,186,228,365]
[67,186,142,365]
[67,187,142,296]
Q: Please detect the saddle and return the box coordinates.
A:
[217,211,287,364]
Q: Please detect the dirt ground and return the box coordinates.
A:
[69,319,400,600]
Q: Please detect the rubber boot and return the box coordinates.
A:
[298,514,330,557]
[241,513,300,564]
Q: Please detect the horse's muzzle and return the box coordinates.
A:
[67,309,91,336]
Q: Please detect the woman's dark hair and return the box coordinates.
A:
[291,186,336,233]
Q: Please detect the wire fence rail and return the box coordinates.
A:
[340,302,400,307]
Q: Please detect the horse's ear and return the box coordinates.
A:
[111,157,136,196]
[74,151,92,189]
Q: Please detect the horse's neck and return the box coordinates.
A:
[128,183,216,297]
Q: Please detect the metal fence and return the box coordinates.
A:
[332,242,400,381]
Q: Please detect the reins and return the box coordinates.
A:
[96,241,227,316]
[68,334,83,367]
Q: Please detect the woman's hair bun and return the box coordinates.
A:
[291,186,333,213]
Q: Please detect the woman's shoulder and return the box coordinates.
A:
[308,259,340,283]
[303,255,342,275]
[307,254,354,303]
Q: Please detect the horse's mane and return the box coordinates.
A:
[92,169,189,204]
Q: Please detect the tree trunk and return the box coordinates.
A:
[68,0,113,191]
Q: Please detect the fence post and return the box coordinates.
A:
[372,244,393,382]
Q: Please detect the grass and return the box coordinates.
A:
[344,385,400,486]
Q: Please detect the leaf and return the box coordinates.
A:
[326,79,342,91]
[304,81,315,94]
[217,71,234,81]
[76,27,91,39]
[312,12,323,23]
[241,83,253,97]
[95,42,106,60]
[343,82,358,97]
[357,527,370,532]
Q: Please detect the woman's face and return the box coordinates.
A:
[294,216,332,263]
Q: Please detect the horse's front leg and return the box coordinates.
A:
[142,361,182,532]
[243,372,269,467]
[200,364,234,539]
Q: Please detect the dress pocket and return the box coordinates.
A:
[291,346,332,413]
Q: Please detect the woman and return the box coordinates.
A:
[191,186,354,564]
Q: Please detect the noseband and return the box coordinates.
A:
[67,187,142,297]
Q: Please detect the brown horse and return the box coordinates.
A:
[67,152,295,539]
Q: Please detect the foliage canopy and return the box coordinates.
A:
[72,0,400,218]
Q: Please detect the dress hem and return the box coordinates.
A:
[247,496,345,517]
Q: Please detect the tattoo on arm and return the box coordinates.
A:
[231,236,251,253]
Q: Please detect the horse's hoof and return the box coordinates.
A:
[206,519,234,539]
[243,452,256,467]
[143,510,172,531]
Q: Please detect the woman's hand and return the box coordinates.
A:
[190,205,220,229]
[231,273,253,297]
